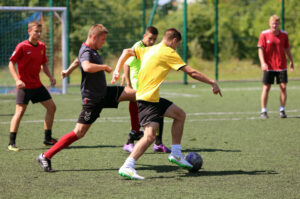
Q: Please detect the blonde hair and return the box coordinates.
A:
[269,15,280,22]
[28,21,42,30]
[88,24,108,38]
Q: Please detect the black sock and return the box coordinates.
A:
[9,132,17,145]
[45,129,52,141]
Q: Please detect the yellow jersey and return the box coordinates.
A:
[135,42,186,102]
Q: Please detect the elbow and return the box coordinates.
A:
[188,70,198,79]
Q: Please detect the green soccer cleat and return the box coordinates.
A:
[8,144,20,152]
[119,166,144,180]
[168,153,193,170]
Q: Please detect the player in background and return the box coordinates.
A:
[122,26,171,153]
[258,15,294,119]
[112,28,222,180]
[8,21,57,152]
[36,24,136,172]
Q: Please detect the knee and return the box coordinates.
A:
[177,109,186,121]
[280,86,287,93]
[47,103,56,114]
[144,131,156,143]
[15,109,25,118]
[74,130,85,139]
[149,133,156,143]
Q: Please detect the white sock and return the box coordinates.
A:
[280,106,285,112]
[261,108,267,113]
[171,144,182,155]
[123,157,136,168]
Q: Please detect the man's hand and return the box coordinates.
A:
[61,70,68,79]
[104,65,112,73]
[212,82,222,97]
[111,71,120,84]
[50,77,56,86]
[261,63,268,71]
[289,62,294,72]
[16,79,25,89]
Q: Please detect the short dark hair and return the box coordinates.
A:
[163,28,181,41]
[145,26,158,35]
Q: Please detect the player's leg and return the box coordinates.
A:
[31,86,57,145]
[123,101,142,153]
[40,99,57,145]
[261,71,273,119]
[8,104,27,151]
[37,102,101,172]
[37,123,91,172]
[163,102,192,169]
[117,86,136,102]
[119,122,158,180]
[153,117,171,153]
[105,86,142,152]
[278,71,288,118]
[8,88,30,151]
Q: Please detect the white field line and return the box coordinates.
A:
[1,86,299,103]
[1,109,299,125]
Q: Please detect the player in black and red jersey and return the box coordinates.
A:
[36,24,136,172]
[8,21,57,152]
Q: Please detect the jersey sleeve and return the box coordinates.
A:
[165,50,186,71]
[257,33,265,48]
[125,56,135,66]
[284,34,290,49]
[134,46,147,60]
[42,45,48,64]
[79,50,92,63]
[9,43,23,63]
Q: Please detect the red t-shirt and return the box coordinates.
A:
[9,40,48,89]
[257,30,290,71]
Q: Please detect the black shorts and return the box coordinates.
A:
[263,70,288,84]
[137,98,173,127]
[16,86,52,104]
[77,86,124,124]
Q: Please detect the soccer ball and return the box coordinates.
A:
[184,152,203,172]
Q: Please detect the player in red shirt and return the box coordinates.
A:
[257,15,294,119]
[8,21,57,151]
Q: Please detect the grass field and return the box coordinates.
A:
[0,81,300,199]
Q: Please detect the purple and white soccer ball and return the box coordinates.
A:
[184,152,203,172]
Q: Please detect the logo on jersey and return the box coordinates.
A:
[41,50,44,55]
[27,51,32,55]
[84,111,91,121]
[267,40,270,44]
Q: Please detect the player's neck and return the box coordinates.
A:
[85,40,97,50]
[271,29,280,35]
[28,38,38,46]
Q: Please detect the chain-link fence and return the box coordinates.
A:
[0,0,299,88]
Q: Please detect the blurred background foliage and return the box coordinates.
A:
[0,0,299,82]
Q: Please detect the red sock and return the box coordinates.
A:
[44,131,78,159]
[129,101,140,132]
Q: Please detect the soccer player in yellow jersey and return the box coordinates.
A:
[122,26,171,153]
[112,28,222,180]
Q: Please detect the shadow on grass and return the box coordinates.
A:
[287,116,300,119]
[148,169,278,179]
[0,113,14,116]
[182,148,241,153]
[53,168,119,172]
[181,169,278,177]
[65,145,121,149]
[22,145,121,151]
